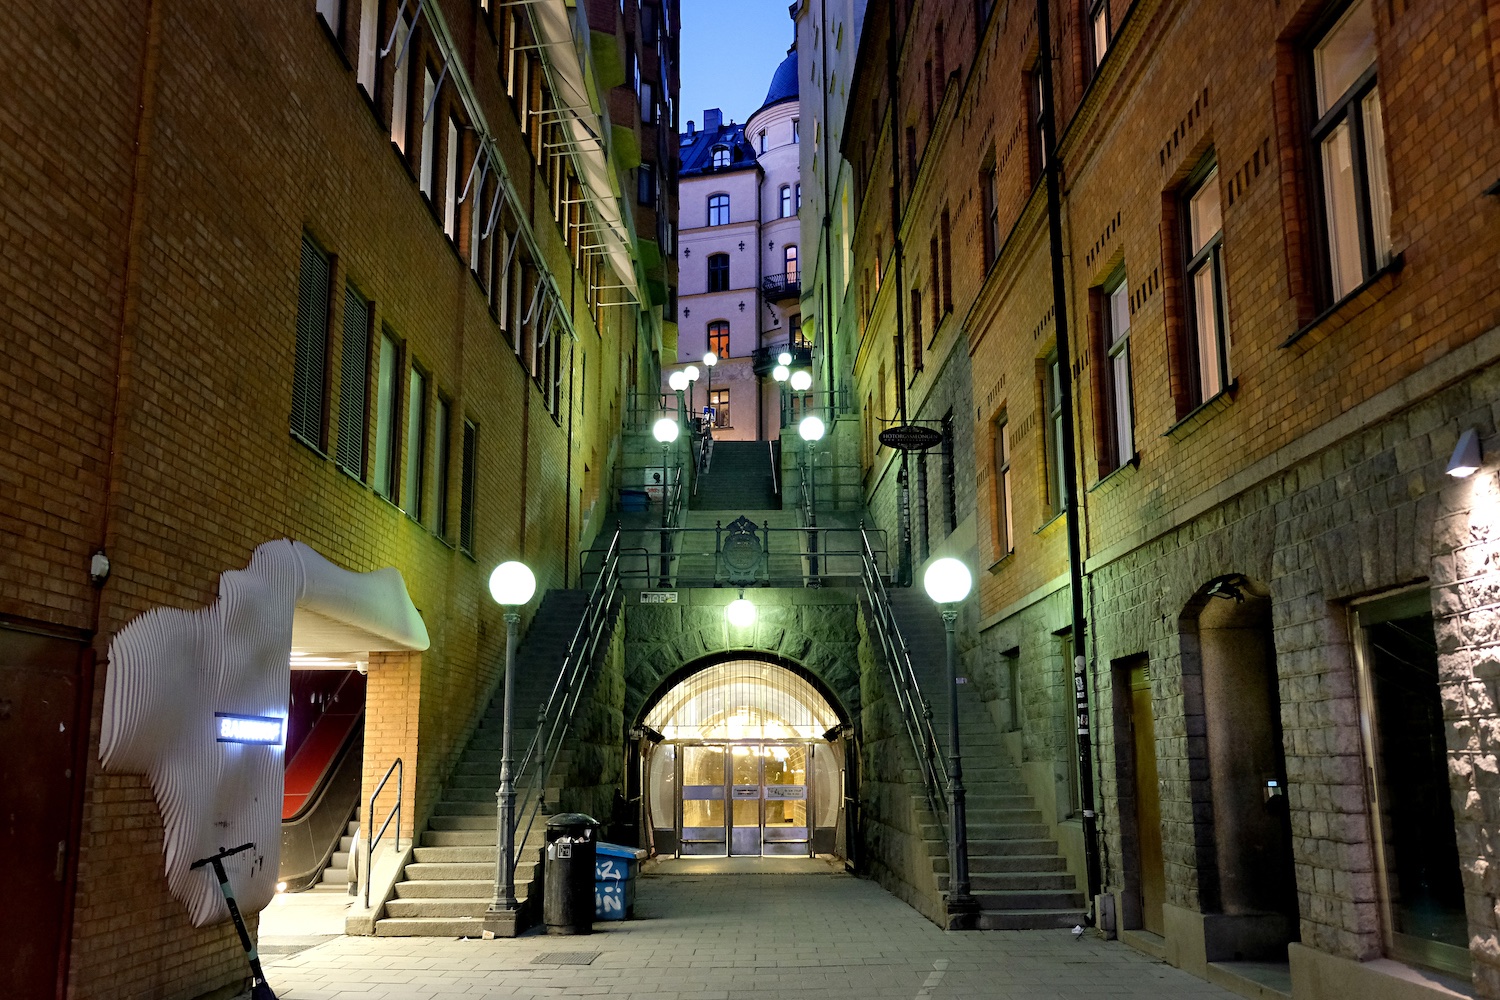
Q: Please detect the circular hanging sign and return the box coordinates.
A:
[879,424,943,451]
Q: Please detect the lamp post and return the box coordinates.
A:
[702,351,718,429]
[668,370,689,430]
[799,415,825,582]
[484,560,536,936]
[790,368,812,427]
[923,557,976,919]
[653,417,679,588]
[684,364,700,428]
[773,364,789,429]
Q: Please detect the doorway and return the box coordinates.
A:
[0,625,88,999]
[1117,657,1165,935]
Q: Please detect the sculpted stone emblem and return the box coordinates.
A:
[720,516,764,585]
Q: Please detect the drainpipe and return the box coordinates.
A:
[817,0,836,422]
[884,0,913,588]
[1036,0,1102,921]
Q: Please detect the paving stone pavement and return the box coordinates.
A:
[263,868,1237,999]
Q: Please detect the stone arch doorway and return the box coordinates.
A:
[636,655,851,860]
[1181,575,1300,956]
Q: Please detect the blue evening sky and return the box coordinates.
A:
[679,1,799,132]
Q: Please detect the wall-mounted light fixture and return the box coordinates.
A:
[726,595,756,627]
[1447,428,1483,478]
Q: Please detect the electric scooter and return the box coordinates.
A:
[190,842,279,1000]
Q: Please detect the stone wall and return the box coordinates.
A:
[557,608,629,833]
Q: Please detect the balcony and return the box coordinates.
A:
[751,342,813,377]
[762,269,801,302]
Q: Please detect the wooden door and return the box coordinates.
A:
[1129,663,1166,936]
[0,627,86,999]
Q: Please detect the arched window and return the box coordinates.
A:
[708,194,730,226]
[707,253,730,293]
[779,185,793,218]
[711,145,730,168]
[784,245,799,281]
[707,320,730,358]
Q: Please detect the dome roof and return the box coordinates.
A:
[759,45,799,112]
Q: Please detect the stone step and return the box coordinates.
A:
[428,814,495,830]
[422,830,496,848]
[446,773,500,789]
[968,839,1062,857]
[969,853,1068,873]
[443,786,502,802]
[939,871,1078,892]
[394,879,497,899]
[972,889,1087,911]
[433,800,497,816]
[966,808,1043,824]
[374,916,486,937]
[384,897,493,919]
[403,862,494,880]
[413,846,495,864]
[974,908,1086,930]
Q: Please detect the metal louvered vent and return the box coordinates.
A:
[291,235,331,446]
[336,285,370,476]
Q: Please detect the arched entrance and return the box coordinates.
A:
[640,658,847,859]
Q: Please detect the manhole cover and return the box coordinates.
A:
[533,952,598,966]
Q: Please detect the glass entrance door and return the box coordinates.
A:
[730,747,762,855]
[763,744,809,856]
[680,745,727,856]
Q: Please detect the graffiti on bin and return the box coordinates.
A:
[596,858,624,880]
[596,883,625,914]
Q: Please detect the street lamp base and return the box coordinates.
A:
[482,905,525,938]
[943,893,981,930]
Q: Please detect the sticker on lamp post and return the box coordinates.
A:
[215,713,284,746]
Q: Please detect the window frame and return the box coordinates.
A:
[1044,352,1066,518]
[459,419,477,554]
[1182,156,1230,408]
[707,320,730,359]
[707,193,730,226]
[1088,0,1113,72]
[335,282,373,479]
[291,233,333,451]
[779,185,793,218]
[1099,268,1135,472]
[711,145,730,168]
[374,329,402,500]
[993,411,1013,556]
[783,244,798,282]
[706,253,730,293]
[403,363,427,520]
[709,387,730,428]
[981,162,1000,269]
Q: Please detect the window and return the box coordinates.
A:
[780,185,793,218]
[707,320,730,358]
[336,285,371,477]
[711,145,730,168]
[638,162,656,205]
[707,253,730,293]
[708,193,729,226]
[916,449,930,562]
[356,0,378,95]
[976,0,996,35]
[993,412,1013,555]
[790,312,807,348]
[940,208,953,312]
[419,68,437,195]
[1310,0,1392,300]
[940,412,957,535]
[374,331,400,498]
[1184,160,1229,404]
[459,419,477,553]
[758,130,767,154]
[1352,591,1469,976]
[391,17,412,146]
[292,234,332,448]
[434,395,451,539]
[710,388,730,428]
[1100,272,1134,470]
[443,118,460,237]
[1089,0,1112,70]
[910,289,924,373]
[640,80,654,123]
[1028,67,1047,181]
[403,366,426,518]
[982,164,1000,268]
[792,119,800,143]
[1044,353,1066,516]
[783,245,798,281]
[795,183,802,211]
[316,0,341,34]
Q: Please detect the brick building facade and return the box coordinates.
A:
[0,1,676,997]
[838,0,1500,996]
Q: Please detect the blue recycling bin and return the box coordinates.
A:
[620,489,649,512]
[594,842,647,921]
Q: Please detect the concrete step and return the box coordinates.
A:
[967,822,1051,840]
[966,808,1043,824]
[969,853,1068,873]
[394,879,496,899]
[428,814,495,830]
[374,916,486,937]
[433,801,497,816]
[967,839,1063,857]
[403,862,494,880]
[972,889,1087,911]
[413,846,495,863]
[973,909,1086,930]
[443,786,502,802]
[422,830,496,848]
[384,897,493,918]
[939,871,1078,892]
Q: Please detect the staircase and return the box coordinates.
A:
[315,813,359,892]
[886,588,1087,930]
[693,440,780,510]
[373,589,592,936]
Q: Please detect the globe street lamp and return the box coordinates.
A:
[773,365,790,428]
[789,369,813,428]
[668,370,689,428]
[799,415,825,581]
[778,350,793,366]
[684,364,700,423]
[653,417,679,587]
[702,351,718,429]
[484,560,536,934]
[923,557,976,914]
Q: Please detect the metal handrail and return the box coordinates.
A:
[508,528,624,879]
[768,440,778,497]
[858,529,949,836]
[363,757,403,908]
[577,525,890,589]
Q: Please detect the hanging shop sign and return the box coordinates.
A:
[215,714,284,745]
[879,424,943,451]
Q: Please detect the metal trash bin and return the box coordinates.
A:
[594,843,648,921]
[543,813,598,935]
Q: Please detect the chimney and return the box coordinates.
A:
[704,108,722,132]
[687,120,695,135]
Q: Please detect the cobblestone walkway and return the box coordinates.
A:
[264,867,1236,999]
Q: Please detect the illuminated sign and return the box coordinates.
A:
[215,713,284,745]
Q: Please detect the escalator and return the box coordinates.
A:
[279,669,365,892]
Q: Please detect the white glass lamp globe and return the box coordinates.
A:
[923,557,973,605]
[489,561,537,606]
[668,371,689,391]
[790,370,813,391]
[726,598,757,628]
[685,364,700,382]
[798,416,826,442]
[703,351,718,367]
[653,417,680,443]
[772,365,790,383]
[778,351,793,366]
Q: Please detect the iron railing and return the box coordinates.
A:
[762,270,801,301]
[362,757,403,908]
[508,528,624,879]
[859,529,949,836]
[578,524,889,589]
